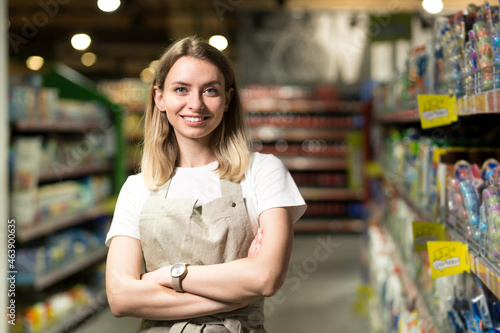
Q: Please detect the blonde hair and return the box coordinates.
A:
[141,36,251,190]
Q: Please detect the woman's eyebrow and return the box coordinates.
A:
[170,80,222,86]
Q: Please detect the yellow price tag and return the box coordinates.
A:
[412,222,445,252]
[417,95,457,129]
[427,241,470,279]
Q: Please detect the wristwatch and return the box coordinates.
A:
[171,263,189,292]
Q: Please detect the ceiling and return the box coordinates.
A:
[8,0,478,81]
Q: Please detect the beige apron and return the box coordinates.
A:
[137,176,266,333]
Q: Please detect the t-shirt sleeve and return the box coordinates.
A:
[105,175,146,247]
[250,153,306,223]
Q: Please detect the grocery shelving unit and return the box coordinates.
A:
[244,88,368,233]
[371,90,500,332]
[8,64,123,332]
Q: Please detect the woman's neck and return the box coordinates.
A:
[176,138,216,168]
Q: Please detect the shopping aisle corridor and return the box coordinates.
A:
[77,234,369,333]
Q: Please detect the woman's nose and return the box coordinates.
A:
[188,92,204,111]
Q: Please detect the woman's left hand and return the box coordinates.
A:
[247,228,263,258]
[141,266,172,287]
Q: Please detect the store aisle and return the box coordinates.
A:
[76,234,369,333]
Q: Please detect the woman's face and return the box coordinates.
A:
[154,56,233,145]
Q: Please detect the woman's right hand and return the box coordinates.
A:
[247,228,263,258]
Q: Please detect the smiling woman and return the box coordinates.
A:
[153,56,231,148]
[105,36,306,332]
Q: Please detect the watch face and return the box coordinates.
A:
[171,263,185,278]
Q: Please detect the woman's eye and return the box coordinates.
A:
[205,88,218,95]
[175,87,187,93]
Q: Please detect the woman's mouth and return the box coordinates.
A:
[182,116,207,122]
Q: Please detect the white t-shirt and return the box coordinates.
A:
[105,152,306,246]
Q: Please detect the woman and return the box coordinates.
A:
[105,36,306,332]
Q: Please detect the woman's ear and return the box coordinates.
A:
[153,85,165,111]
[224,88,234,112]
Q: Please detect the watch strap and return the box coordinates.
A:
[172,275,183,292]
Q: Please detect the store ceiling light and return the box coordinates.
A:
[422,0,443,14]
[71,33,91,51]
[97,0,121,12]
[81,52,97,67]
[209,35,228,51]
[26,56,44,71]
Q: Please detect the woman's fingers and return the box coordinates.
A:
[247,228,263,257]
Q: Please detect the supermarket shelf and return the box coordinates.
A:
[39,163,112,182]
[249,127,350,141]
[385,176,500,307]
[48,290,108,333]
[445,219,500,302]
[374,109,420,124]
[13,119,102,132]
[375,91,500,124]
[243,99,363,113]
[458,90,500,115]
[31,247,108,291]
[18,204,114,243]
[299,187,364,201]
[280,156,347,171]
[377,225,443,333]
[294,218,365,233]
[384,176,435,222]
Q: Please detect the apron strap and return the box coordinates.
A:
[157,177,173,199]
[220,178,241,196]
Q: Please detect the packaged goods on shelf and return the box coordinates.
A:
[9,85,107,123]
[11,176,112,229]
[97,78,148,108]
[14,284,104,333]
[11,136,43,191]
[373,3,500,114]
[17,220,109,285]
[39,136,110,175]
[291,171,347,188]
[56,99,107,122]
[254,141,347,157]
[246,113,363,128]
[241,84,316,101]
[369,202,500,333]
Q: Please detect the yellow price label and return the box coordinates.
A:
[412,222,445,252]
[427,241,470,279]
[417,95,457,129]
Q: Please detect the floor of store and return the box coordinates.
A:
[77,233,369,333]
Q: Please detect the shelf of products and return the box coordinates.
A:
[8,64,122,333]
[17,201,115,243]
[27,247,108,291]
[367,223,442,333]
[15,267,107,333]
[369,4,500,329]
[371,97,500,332]
[244,84,367,233]
[44,289,108,333]
[39,163,113,183]
[13,120,104,132]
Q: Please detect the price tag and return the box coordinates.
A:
[427,241,470,279]
[417,95,457,129]
[412,221,445,252]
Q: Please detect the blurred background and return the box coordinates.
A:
[4,1,500,332]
